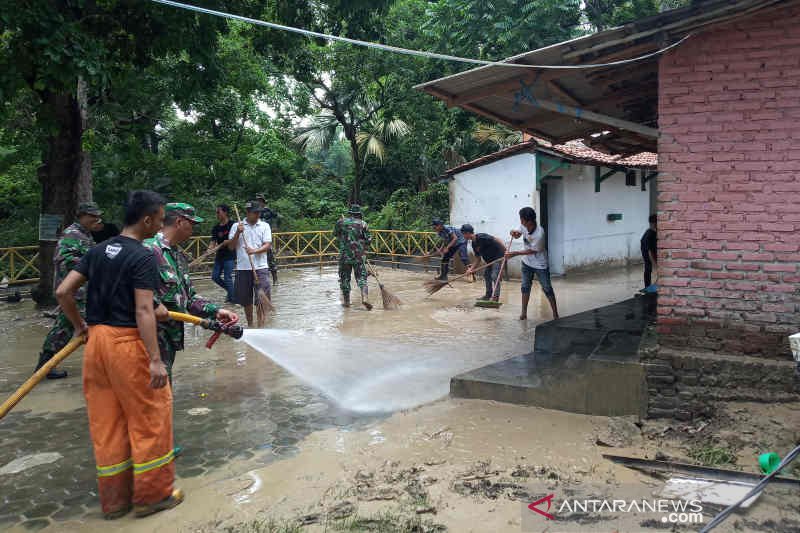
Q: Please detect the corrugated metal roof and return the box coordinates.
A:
[417,0,792,154]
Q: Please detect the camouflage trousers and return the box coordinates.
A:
[40,301,86,359]
[157,328,180,385]
[338,260,368,294]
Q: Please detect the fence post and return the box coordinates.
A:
[319,232,323,272]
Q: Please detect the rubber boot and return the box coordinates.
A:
[271,269,277,285]
[341,291,351,307]
[34,352,67,379]
[436,262,450,281]
[361,288,373,311]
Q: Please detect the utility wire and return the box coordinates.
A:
[151,0,691,70]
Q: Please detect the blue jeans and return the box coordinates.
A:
[521,263,554,297]
[212,258,235,302]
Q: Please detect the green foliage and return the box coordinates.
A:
[0,0,649,244]
[372,183,449,231]
[688,444,737,467]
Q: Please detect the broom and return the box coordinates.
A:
[233,205,274,327]
[475,237,514,309]
[423,256,505,296]
[367,261,401,310]
[188,242,224,268]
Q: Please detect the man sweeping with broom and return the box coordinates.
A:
[335,204,372,310]
[461,224,507,304]
[229,201,272,327]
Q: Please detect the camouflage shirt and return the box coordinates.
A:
[54,222,95,301]
[144,233,219,350]
[334,216,371,264]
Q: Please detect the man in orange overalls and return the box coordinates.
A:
[56,190,183,519]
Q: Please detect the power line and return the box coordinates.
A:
[150,0,691,70]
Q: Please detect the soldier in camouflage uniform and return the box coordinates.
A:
[334,204,372,310]
[143,203,238,381]
[35,202,103,379]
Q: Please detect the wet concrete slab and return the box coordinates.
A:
[451,294,657,416]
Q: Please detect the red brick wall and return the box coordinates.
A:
[657,4,800,357]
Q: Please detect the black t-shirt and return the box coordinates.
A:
[472,233,505,263]
[75,235,159,327]
[641,228,657,256]
[211,221,235,261]
[91,222,120,244]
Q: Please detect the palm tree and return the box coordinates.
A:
[472,123,523,149]
[293,95,409,203]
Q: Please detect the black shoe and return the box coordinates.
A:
[477,294,491,301]
[46,369,67,379]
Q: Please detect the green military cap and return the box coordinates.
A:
[166,202,204,223]
[348,204,363,215]
[77,201,103,216]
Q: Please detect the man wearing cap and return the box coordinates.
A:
[34,201,103,379]
[432,219,469,282]
[228,201,273,326]
[144,203,238,380]
[334,205,372,310]
[254,194,278,285]
[461,224,508,303]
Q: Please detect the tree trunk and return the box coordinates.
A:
[347,135,361,204]
[32,80,92,307]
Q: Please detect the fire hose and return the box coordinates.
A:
[0,311,243,421]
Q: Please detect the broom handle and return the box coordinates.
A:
[233,205,262,289]
[449,256,505,283]
[490,237,514,299]
[189,242,223,267]
[0,311,218,421]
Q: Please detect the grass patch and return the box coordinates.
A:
[332,509,445,532]
[688,445,737,467]
[222,518,302,533]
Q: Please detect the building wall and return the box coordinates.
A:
[545,160,651,275]
[449,152,539,276]
[657,4,800,357]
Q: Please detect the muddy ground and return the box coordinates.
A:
[1,266,798,533]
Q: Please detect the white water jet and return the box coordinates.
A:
[242,329,464,413]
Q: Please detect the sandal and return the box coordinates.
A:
[134,488,184,518]
[104,505,132,520]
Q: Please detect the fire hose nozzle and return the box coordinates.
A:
[225,324,244,340]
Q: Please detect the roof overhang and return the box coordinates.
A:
[416,0,791,154]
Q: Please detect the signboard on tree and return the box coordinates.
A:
[38,214,63,242]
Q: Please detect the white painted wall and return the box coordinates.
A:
[545,159,651,274]
[450,151,652,277]
[449,152,539,276]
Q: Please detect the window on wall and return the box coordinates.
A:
[625,170,637,187]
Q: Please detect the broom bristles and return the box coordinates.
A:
[423,279,449,295]
[253,287,274,328]
[378,284,401,310]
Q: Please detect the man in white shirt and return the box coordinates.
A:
[228,202,272,326]
[507,207,559,321]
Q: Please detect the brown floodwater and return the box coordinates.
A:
[0,264,644,531]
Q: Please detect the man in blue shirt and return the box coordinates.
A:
[432,219,469,281]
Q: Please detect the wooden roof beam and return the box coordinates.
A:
[450,70,568,107]
[500,95,659,139]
